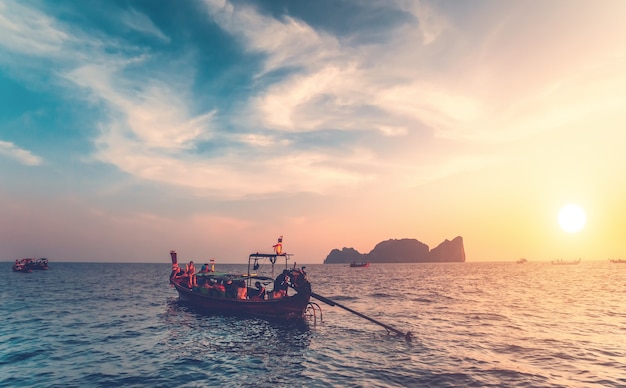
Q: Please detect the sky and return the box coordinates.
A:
[1,0,626,263]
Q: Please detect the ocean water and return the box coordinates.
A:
[1,261,624,387]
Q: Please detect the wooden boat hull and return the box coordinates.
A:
[173,285,310,319]
[12,266,32,273]
[170,273,311,320]
[170,256,311,319]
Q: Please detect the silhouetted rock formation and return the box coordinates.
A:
[427,236,466,262]
[368,238,429,263]
[325,247,363,263]
[324,236,465,264]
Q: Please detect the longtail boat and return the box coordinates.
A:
[349,261,369,267]
[169,238,313,320]
[609,259,626,264]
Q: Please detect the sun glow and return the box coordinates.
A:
[558,204,586,233]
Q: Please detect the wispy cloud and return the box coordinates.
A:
[121,8,171,43]
[202,0,343,76]
[0,140,43,166]
[0,0,69,56]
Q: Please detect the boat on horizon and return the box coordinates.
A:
[609,259,626,264]
[349,261,370,267]
[169,238,314,320]
[11,258,49,272]
[551,258,581,265]
[516,258,528,264]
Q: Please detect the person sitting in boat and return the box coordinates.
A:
[225,279,237,298]
[210,279,226,297]
[236,280,248,300]
[172,265,185,280]
[272,270,290,298]
[249,281,266,300]
[288,268,311,295]
[185,261,197,288]
[171,264,187,285]
[198,276,213,294]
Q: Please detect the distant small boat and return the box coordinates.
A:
[349,261,370,267]
[516,258,527,264]
[609,259,626,264]
[11,258,49,272]
[551,258,581,265]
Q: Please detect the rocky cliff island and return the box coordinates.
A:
[324,236,465,264]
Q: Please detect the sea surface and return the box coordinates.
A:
[1,260,624,387]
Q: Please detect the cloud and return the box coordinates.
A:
[0,0,484,197]
[0,140,43,166]
[4,0,626,201]
[202,0,460,142]
[202,0,343,75]
[63,61,370,197]
[121,8,170,43]
[65,63,216,150]
[0,0,69,56]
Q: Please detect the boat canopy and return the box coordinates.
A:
[248,252,292,270]
[249,253,286,259]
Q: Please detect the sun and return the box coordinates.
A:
[558,204,586,233]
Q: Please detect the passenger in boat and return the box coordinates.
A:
[249,281,266,300]
[186,261,197,288]
[212,279,226,297]
[225,279,237,298]
[172,266,185,279]
[183,263,190,283]
[272,270,290,298]
[236,280,247,300]
[215,280,226,297]
[199,276,213,294]
[290,268,311,295]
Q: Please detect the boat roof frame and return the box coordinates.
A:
[247,252,293,284]
[248,253,291,259]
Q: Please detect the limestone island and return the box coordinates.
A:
[324,236,465,264]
